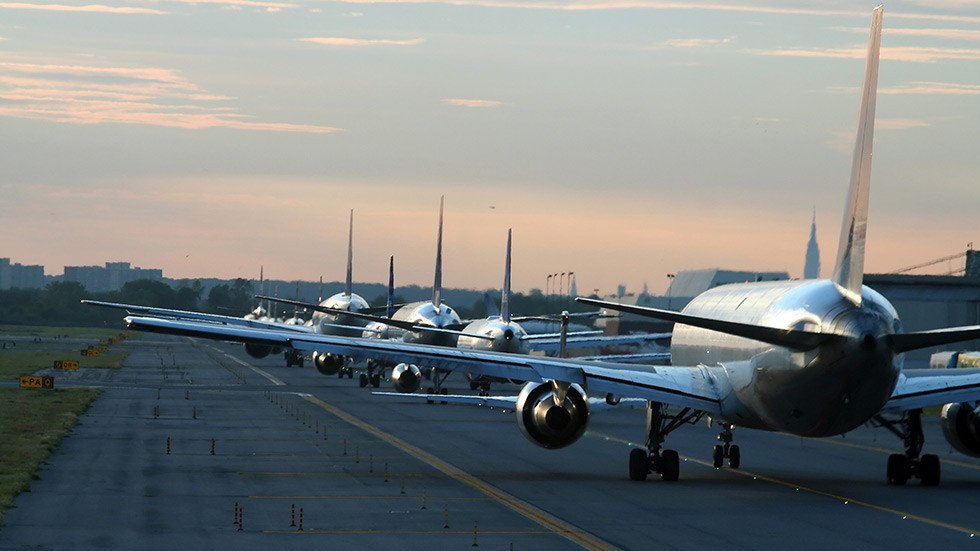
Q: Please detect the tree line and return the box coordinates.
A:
[0,278,598,328]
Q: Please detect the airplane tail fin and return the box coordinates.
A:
[345,209,354,298]
[501,229,512,323]
[387,256,395,319]
[831,5,882,307]
[433,196,444,313]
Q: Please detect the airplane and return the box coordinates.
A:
[261,197,470,391]
[295,227,670,395]
[115,7,980,485]
[85,210,374,370]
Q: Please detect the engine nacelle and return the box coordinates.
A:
[516,382,590,450]
[392,363,422,393]
[313,352,345,376]
[941,402,980,457]
[244,343,272,359]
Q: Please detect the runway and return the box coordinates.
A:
[3,335,980,550]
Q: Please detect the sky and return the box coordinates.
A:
[1,0,978,296]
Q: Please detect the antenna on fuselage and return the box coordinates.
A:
[501,229,512,324]
[432,196,444,314]
[345,209,354,299]
[831,5,882,307]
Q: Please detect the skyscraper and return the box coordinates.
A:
[804,211,821,279]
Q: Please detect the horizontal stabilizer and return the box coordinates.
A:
[889,325,980,354]
[576,297,836,351]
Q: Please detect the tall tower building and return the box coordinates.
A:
[804,211,821,279]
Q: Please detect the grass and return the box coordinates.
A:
[0,350,129,380]
[0,325,131,340]
[0,387,101,523]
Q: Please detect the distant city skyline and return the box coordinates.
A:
[2,1,977,295]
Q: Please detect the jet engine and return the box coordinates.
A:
[515,382,590,449]
[941,402,980,457]
[392,363,422,393]
[313,352,345,376]
[244,343,277,359]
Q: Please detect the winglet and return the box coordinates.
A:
[432,196,444,313]
[501,229,512,323]
[831,6,882,307]
[345,209,354,298]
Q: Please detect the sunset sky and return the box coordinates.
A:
[1,1,977,296]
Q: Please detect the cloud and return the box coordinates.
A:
[880,81,980,95]
[0,2,166,14]
[162,0,297,9]
[659,36,736,49]
[321,1,980,23]
[298,37,424,46]
[442,98,504,108]
[747,46,980,63]
[876,118,932,130]
[0,61,341,133]
[831,26,980,41]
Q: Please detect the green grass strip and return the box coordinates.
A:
[0,387,100,524]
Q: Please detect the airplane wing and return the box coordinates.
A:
[83,300,315,333]
[526,332,671,352]
[881,368,980,412]
[371,391,647,411]
[123,315,726,415]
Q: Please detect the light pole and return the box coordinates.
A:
[666,274,675,310]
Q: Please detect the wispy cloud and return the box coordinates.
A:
[298,37,424,46]
[0,62,340,133]
[660,36,736,49]
[0,2,166,14]
[323,1,980,24]
[880,81,980,95]
[831,26,980,41]
[747,46,980,63]
[442,98,504,108]
[877,118,932,130]
[158,0,297,9]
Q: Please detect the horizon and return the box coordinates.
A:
[2,1,977,296]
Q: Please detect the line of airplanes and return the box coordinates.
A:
[86,201,665,393]
[87,8,980,486]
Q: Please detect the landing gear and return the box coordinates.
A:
[629,401,703,482]
[284,350,304,368]
[423,368,452,403]
[359,373,369,388]
[425,386,449,405]
[874,409,941,486]
[712,424,740,469]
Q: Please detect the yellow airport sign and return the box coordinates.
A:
[20,376,54,389]
[54,360,79,370]
[81,349,100,357]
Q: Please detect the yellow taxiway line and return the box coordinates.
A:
[590,430,980,538]
[298,393,620,551]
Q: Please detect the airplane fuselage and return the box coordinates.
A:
[311,292,370,337]
[457,317,531,355]
[391,301,462,347]
[671,279,903,437]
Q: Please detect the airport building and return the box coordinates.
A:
[0,258,46,290]
[597,251,980,369]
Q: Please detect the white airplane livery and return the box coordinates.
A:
[113,7,980,486]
